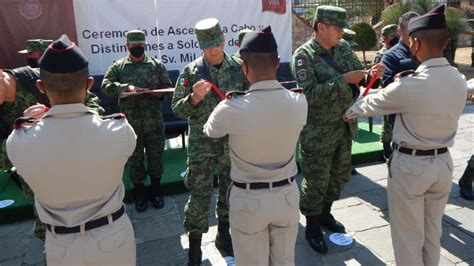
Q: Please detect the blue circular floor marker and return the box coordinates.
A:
[329,233,353,246]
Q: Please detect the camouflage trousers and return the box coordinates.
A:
[126,114,165,184]
[459,155,474,187]
[380,115,393,143]
[183,152,231,234]
[300,126,352,216]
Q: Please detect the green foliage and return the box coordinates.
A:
[381,1,468,39]
[445,7,468,39]
[352,22,377,51]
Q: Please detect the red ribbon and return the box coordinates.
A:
[205,80,226,100]
[361,63,381,97]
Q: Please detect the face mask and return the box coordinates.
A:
[129,46,145,57]
[388,37,399,48]
[27,58,38,68]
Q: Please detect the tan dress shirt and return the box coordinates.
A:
[7,104,136,227]
[346,58,467,149]
[204,80,307,183]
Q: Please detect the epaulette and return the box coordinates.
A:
[395,70,416,79]
[225,91,247,99]
[289,87,304,93]
[100,113,126,120]
[13,117,38,129]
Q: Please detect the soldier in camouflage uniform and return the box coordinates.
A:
[0,39,103,242]
[291,6,384,254]
[102,30,172,213]
[372,24,398,161]
[171,18,248,265]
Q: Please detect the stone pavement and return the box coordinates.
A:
[0,102,472,266]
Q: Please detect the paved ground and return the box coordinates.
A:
[0,53,473,266]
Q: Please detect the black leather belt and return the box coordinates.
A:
[233,176,295,190]
[394,143,448,156]
[46,206,125,234]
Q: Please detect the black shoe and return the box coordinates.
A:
[305,216,328,254]
[134,183,147,213]
[215,222,234,256]
[320,214,346,233]
[151,177,164,209]
[188,233,202,266]
[351,167,357,175]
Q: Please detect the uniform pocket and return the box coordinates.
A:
[229,193,267,234]
[97,226,132,252]
[398,159,425,176]
[230,195,259,213]
[285,189,300,208]
[45,238,67,263]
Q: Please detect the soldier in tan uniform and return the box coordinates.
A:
[204,26,307,265]
[344,5,467,265]
[6,35,137,265]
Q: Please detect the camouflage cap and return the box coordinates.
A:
[18,39,48,54]
[343,28,358,48]
[314,5,350,29]
[381,24,398,37]
[195,18,223,49]
[126,30,146,44]
[238,29,252,43]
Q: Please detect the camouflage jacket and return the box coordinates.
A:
[291,39,364,143]
[0,67,104,169]
[101,55,172,117]
[172,53,248,157]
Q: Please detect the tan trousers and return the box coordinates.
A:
[45,212,136,266]
[388,151,453,266]
[229,181,300,266]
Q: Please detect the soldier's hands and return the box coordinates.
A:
[126,85,150,93]
[190,80,212,104]
[23,104,49,119]
[343,70,367,85]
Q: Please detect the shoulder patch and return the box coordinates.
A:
[225,90,247,99]
[293,53,308,82]
[395,70,416,79]
[101,113,126,120]
[296,69,308,82]
[13,117,38,129]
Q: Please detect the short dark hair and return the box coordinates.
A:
[411,29,448,50]
[39,68,89,97]
[240,51,278,71]
[399,12,419,29]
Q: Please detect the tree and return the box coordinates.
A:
[352,22,377,67]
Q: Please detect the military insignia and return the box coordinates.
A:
[297,58,305,67]
[101,113,126,120]
[296,69,307,82]
[174,86,186,98]
[13,117,38,129]
[225,90,247,99]
[178,77,187,86]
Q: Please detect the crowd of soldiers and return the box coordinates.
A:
[0,3,472,266]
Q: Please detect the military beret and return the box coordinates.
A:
[195,18,223,49]
[381,24,398,37]
[18,39,48,54]
[408,4,446,35]
[343,28,358,48]
[38,34,88,73]
[127,30,146,44]
[240,26,277,53]
[314,5,350,29]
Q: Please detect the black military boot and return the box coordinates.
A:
[383,142,393,162]
[134,183,147,212]
[215,221,234,256]
[188,233,202,266]
[458,166,474,201]
[305,215,328,254]
[150,177,164,209]
[320,202,346,233]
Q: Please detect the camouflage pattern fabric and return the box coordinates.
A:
[195,18,224,49]
[172,53,247,233]
[0,67,103,241]
[372,46,392,143]
[102,55,172,183]
[291,39,364,216]
[314,5,350,29]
